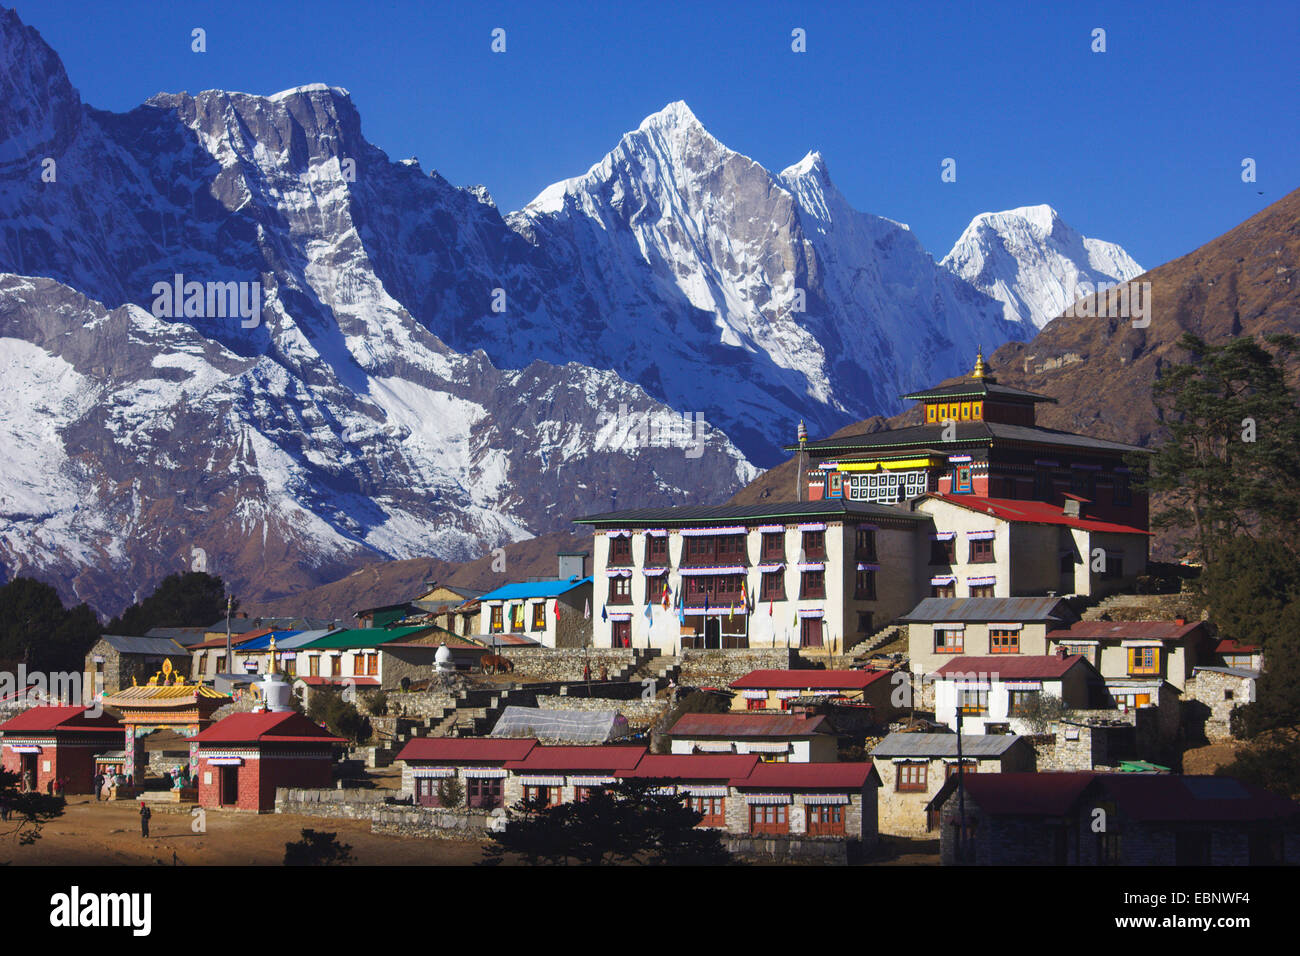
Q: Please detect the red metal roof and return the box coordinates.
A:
[395,737,538,764]
[934,655,1088,680]
[1065,620,1205,642]
[954,772,1097,816]
[1098,774,1300,822]
[1215,638,1262,654]
[192,710,345,745]
[616,754,762,781]
[503,745,647,772]
[733,761,880,790]
[0,705,122,734]
[668,713,831,738]
[926,494,1150,536]
[730,669,892,691]
[947,772,1300,823]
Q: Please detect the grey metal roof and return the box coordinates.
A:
[901,381,1057,403]
[98,634,188,655]
[900,596,1079,624]
[870,732,1025,758]
[573,499,923,526]
[1193,666,1259,679]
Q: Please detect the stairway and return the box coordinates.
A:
[852,624,905,662]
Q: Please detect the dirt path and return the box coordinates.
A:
[2,797,489,866]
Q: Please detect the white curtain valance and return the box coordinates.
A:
[679,566,746,576]
[604,529,632,538]
[741,690,769,700]
[856,563,880,572]
[798,523,827,532]
[756,524,785,533]
[966,530,997,540]
[803,793,850,805]
[797,609,824,619]
[569,776,615,787]
[948,455,973,463]
[774,690,804,699]
[798,562,824,571]
[681,785,728,797]
[691,742,736,753]
[930,575,956,585]
[608,612,632,621]
[968,576,997,586]
[744,793,792,805]
[519,775,565,787]
[990,622,1023,631]
[931,531,956,541]
[642,567,668,576]
[605,569,633,578]
[1004,681,1043,690]
[644,529,668,538]
[680,526,747,537]
[460,768,508,779]
[412,768,455,779]
[744,742,790,754]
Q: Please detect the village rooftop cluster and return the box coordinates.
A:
[2,353,1294,866]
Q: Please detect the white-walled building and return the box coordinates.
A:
[932,654,1100,735]
[572,500,926,651]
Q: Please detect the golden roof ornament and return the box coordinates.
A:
[972,347,987,379]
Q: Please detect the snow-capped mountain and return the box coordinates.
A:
[942,204,1144,329]
[503,103,1026,455]
[0,7,1139,617]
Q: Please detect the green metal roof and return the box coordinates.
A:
[299,625,440,650]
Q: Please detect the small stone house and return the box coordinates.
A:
[727,761,881,851]
[501,745,648,807]
[617,754,764,829]
[666,712,839,762]
[395,737,538,810]
[932,772,1300,866]
[1184,666,1258,742]
[869,732,1034,836]
[84,635,190,698]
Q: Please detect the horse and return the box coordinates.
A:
[481,653,514,675]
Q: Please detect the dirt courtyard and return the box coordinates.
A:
[1,796,491,866]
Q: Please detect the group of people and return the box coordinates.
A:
[92,770,130,801]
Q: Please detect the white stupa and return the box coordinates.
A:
[259,637,293,712]
[435,642,454,674]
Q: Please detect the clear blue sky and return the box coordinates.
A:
[14,0,1299,269]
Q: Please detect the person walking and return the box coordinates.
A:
[92,772,103,801]
[139,801,151,838]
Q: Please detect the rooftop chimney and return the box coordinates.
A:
[1174,616,1186,626]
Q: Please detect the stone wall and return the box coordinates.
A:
[374,689,458,719]
[1184,670,1252,742]
[676,648,798,687]
[724,835,850,865]
[501,648,638,682]
[370,805,500,839]
[275,786,389,819]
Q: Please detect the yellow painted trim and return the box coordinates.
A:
[836,458,937,472]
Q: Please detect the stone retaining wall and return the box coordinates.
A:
[379,690,458,719]
[533,694,669,728]
[677,649,798,687]
[275,787,389,819]
[500,648,639,682]
[370,805,500,839]
[724,835,850,865]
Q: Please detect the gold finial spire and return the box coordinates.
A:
[972,346,987,379]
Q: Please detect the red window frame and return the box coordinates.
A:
[466,777,503,810]
[524,785,562,808]
[646,574,667,604]
[930,538,956,565]
[897,763,928,792]
[608,536,632,567]
[761,532,785,562]
[969,538,995,564]
[801,530,826,561]
[800,570,825,599]
[934,627,964,654]
[645,535,668,566]
[749,803,789,835]
[806,804,845,835]
[608,576,632,605]
[746,697,768,710]
[690,796,726,827]
[760,571,785,601]
[854,569,876,600]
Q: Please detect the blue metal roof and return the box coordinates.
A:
[477,577,592,602]
[234,629,303,650]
